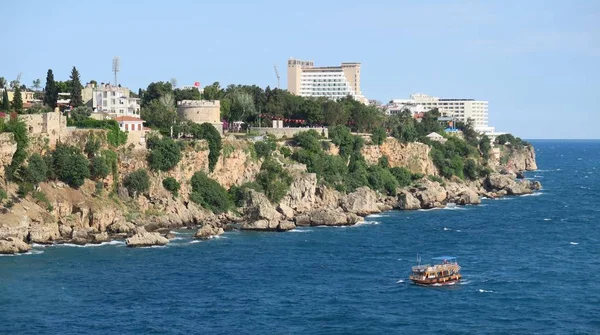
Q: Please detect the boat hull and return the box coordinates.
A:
[410,274,461,286]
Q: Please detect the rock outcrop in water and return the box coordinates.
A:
[125,227,169,247]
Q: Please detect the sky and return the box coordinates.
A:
[2,0,599,139]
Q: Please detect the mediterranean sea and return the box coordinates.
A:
[1,140,599,334]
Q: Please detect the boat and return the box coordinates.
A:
[409,255,461,286]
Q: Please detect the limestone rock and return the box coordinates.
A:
[280,173,318,212]
[0,238,31,254]
[71,227,95,245]
[341,187,381,216]
[486,174,532,195]
[194,225,224,240]
[241,219,280,231]
[91,232,109,243]
[28,222,60,244]
[346,213,363,225]
[398,192,422,210]
[414,181,447,208]
[277,220,296,232]
[361,139,437,175]
[456,189,481,205]
[244,190,282,222]
[277,203,295,219]
[107,221,136,234]
[125,227,169,247]
[305,208,348,226]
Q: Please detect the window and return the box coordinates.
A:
[125,124,129,131]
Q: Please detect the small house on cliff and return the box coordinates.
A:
[426,132,447,143]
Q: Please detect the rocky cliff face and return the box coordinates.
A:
[500,145,538,171]
[0,133,17,182]
[361,138,437,175]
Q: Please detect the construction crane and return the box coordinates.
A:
[273,65,280,89]
[10,72,22,88]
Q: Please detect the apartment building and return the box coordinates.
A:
[287,58,367,103]
[82,83,141,117]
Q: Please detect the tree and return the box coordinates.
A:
[463,159,478,180]
[26,153,48,186]
[255,158,293,203]
[189,171,231,213]
[371,127,387,145]
[174,88,201,102]
[44,69,58,109]
[5,118,29,181]
[50,144,90,188]
[228,89,256,122]
[479,135,491,160]
[190,123,222,172]
[147,137,182,172]
[32,79,41,91]
[70,106,92,122]
[11,85,23,113]
[202,82,223,101]
[2,88,9,111]
[389,167,413,187]
[140,99,176,134]
[90,156,109,180]
[69,66,83,107]
[254,140,276,159]
[0,77,5,89]
[123,169,150,197]
[162,177,180,197]
[84,133,102,157]
[141,81,173,107]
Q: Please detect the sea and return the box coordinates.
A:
[1,140,599,335]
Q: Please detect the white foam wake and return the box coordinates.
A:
[57,240,126,248]
[478,289,494,293]
[288,229,312,233]
[0,250,44,257]
[367,214,384,218]
[520,192,543,197]
[570,242,579,245]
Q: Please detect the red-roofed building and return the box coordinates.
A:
[115,116,145,132]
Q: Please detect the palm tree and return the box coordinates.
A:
[32,79,41,91]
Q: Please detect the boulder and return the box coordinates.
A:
[241,219,279,231]
[340,187,381,216]
[486,174,533,195]
[244,190,282,222]
[125,227,169,247]
[107,221,136,234]
[194,225,224,240]
[414,181,447,208]
[277,203,295,219]
[71,227,95,245]
[456,189,481,205]
[346,213,364,225]
[294,214,311,227]
[277,220,296,232]
[91,232,109,244]
[398,192,422,210]
[28,222,60,244]
[280,173,318,212]
[0,238,31,254]
[306,208,348,226]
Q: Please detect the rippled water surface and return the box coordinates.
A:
[1,140,599,334]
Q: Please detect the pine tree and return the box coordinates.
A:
[12,85,23,114]
[44,69,58,109]
[69,66,83,107]
[1,89,9,111]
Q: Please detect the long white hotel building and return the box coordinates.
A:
[387,93,493,133]
[287,58,367,103]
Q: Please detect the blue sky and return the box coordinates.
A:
[2,0,599,138]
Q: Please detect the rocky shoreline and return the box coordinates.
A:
[0,169,541,254]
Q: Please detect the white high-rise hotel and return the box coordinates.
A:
[287,58,367,103]
[388,93,493,133]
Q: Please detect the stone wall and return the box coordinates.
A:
[18,110,67,149]
[177,100,223,134]
[249,127,329,139]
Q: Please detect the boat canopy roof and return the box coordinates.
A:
[432,256,457,261]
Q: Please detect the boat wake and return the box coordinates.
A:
[478,289,494,293]
[56,241,126,248]
[569,242,579,245]
[396,279,405,284]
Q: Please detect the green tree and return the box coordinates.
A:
[26,153,48,186]
[293,130,322,153]
[255,158,293,203]
[367,165,398,195]
[479,135,491,161]
[202,82,223,101]
[84,133,102,157]
[190,123,222,172]
[11,85,23,113]
[123,169,150,197]
[371,127,387,145]
[302,98,324,125]
[69,66,83,107]
[90,156,109,180]
[50,144,90,188]
[463,159,478,180]
[142,81,173,107]
[26,104,51,114]
[0,77,5,89]
[32,79,41,91]
[70,106,92,122]
[162,177,181,197]
[5,118,28,181]
[389,166,413,187]
[43,69,58,109]
[189,171,231,213]
[1,89,9,111]
[140,99,176,134]
[174,88,201,102]
[254,140,276,159]
[147,137,181,171]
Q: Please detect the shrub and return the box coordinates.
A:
[378,156,390,168]
[70,106,92,122]
[293,130,322,153]
[389,166,413,187]
[123,169,150,197]
[428,175,445,185]
[90,156,110,180]
[329,125,355,158]
[95,181,104,196]
[147,137,182,172]
[228,181,261,207]
[5,118,28,181]
[51,144,90,188]
[84,133,102,157]
[17,182,34,198]
[254,140,276,159]
[0,188,6,202]
[190,123,222,172]
[26,153,48,185]
[162,177,180,197]
[190,171,231,213]
[279,146,292,158]
[371,127,387,145]
[367,165,398,195]
[32,191,52,212]
[255,158,293,203]
[463,159,478,180]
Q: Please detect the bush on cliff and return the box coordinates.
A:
[228,182,261,207]
[70,119,127,147]
[293,130,322,153]
[371,127,387,146]
[84,133,102,157]
[463,159,479,180]
[5,117,28,181]
[255,158,293,203]
[190,171,231,214]
[389,166,413,187]
[90,156,110,180]
[190,123,222,172]
[147,137,181,172]
[254,140,276,159]
[495,133,530,149]
[50,144,90,188]
[26,153,48,186]
[162,177,180,197]
[123,169,150,197]
[367,165,398,195]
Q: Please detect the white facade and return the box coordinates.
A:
[83,84,141,118]
[299,71,363,101]
[389,93,490,131]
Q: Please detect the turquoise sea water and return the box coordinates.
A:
[1,140,599,334]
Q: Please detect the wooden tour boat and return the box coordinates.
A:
[410,255,462,286]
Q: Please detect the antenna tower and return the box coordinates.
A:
[112,56,120,86]
[273,65,280,89]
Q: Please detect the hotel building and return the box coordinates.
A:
[287,58,367,103]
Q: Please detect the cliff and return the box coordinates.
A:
[0,133,17,182]
[0,134,541,254]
